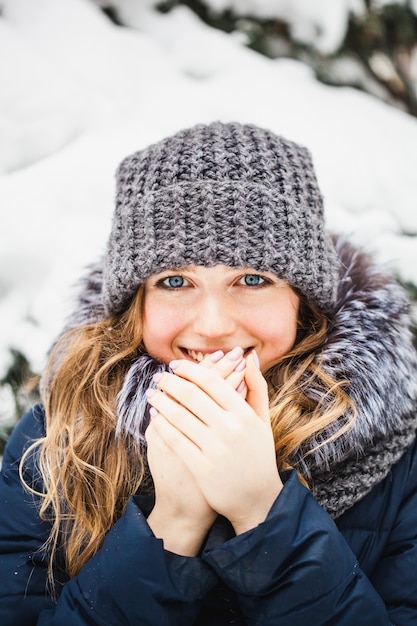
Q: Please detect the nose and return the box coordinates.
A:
[192,293,237,339]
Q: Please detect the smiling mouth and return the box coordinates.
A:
[184,349,208,362]
[181,347,253,362]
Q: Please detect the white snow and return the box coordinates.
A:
[197,0,367,53]
[1,0,417,383]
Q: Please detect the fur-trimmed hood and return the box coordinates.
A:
[58,235,417,518]
[310,236,417,515]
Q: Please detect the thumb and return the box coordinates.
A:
[245,351,270,424]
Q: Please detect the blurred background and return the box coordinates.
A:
[1,0,417,452]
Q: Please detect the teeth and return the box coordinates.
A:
[187,349,205,362]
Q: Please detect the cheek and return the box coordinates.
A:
[262,318,297,355]
[257,298,299,366]
[142,300,183,358]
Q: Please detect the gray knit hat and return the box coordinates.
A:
[103,121,340,315]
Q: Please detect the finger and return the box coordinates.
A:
[201,349,247,395]
[245,351,270,424]
[150,411,205,471]
[235,378,247,399]
[200,347,245,380]
[158,364,250,416]
[145,416,171,461]
[146,387,215,448]
[200,349,224,368]
[148,374,223,425]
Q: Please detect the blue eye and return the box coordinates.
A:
[240,274,265,286]
[162,275,187,288]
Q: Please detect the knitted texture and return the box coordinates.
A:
[103,122,339,315]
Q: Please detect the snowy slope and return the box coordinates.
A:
[1,0,416,386]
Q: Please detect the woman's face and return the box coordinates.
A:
[142,265,300,370]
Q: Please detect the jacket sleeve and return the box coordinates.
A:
[202,471,393,626]
[367,439,417,626]
[0,406,218,626]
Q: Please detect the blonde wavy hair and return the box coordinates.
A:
[21,284,355,586]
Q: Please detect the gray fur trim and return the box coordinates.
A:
[294,237,417,479]
[115,356,169,448]
[62,262,106,332]
[309,237,417,516]
[55,235,417,518]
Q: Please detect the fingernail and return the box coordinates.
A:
[146,388,156,398]
[149,407,158,418]
[228,347,243,361]
[234,358,246,373]
[208,350,224,363]
[152,372,163,383]
[236,380,246,393]
[252,350,260,369]
[169,360,180,369]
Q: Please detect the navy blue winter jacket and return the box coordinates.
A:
[1,404,417,625]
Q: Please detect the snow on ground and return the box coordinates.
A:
[1,0,417,383]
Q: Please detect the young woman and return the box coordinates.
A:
[1,122,416,625]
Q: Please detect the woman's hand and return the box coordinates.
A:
[147,351,282,536]
[146,421,216,556]
[145,349,250,554]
